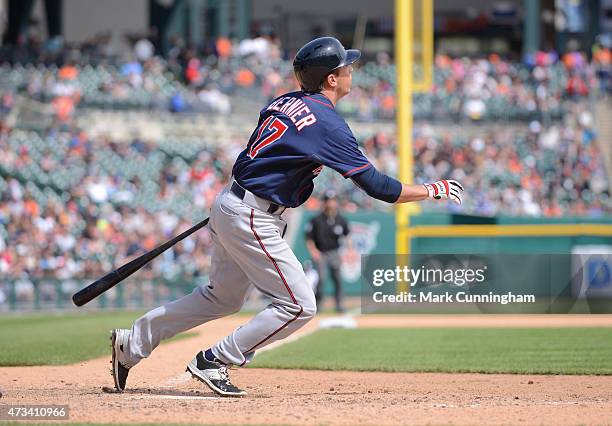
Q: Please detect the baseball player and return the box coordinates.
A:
[110,36,464,397]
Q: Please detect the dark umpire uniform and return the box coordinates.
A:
[305,191,349,313]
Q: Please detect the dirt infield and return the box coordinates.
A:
[1,314,611,426]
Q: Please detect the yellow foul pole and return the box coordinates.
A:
[395,0,413,276]
[413,0,434,92]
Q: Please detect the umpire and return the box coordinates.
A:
[305,191,350,313]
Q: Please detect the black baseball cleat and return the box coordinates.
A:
[186,351,247,397]
[110,329,131,392]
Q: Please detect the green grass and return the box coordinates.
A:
[0,311,194,366]
[250,327,612,375]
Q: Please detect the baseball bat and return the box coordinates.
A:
[72,217,209,307]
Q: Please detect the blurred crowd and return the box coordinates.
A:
[0,32,294,116]
[0,126,240,292]
[1,32,610,121]
[321,106,608,216]
[343,48,610,121]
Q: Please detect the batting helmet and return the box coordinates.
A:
[293,37,361,92]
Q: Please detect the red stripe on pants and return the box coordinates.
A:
[241,209,303,363]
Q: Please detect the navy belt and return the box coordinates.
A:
[230,181,285,214]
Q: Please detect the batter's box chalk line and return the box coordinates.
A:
[128,394,220,400]
[102,386,217,399]
[162,371,192,387]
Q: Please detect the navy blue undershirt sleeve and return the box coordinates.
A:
[350,166,403,203]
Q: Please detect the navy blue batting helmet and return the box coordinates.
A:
[293,37,361,92]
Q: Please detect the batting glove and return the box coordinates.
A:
[423,180,464,205]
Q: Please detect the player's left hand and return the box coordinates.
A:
[423,179,464,205]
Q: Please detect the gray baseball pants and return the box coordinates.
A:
[122,186,317,366]
[314,250,344,312]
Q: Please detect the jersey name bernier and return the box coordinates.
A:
[266,96,317,131]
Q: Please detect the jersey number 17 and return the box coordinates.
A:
[248,116,289,159]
